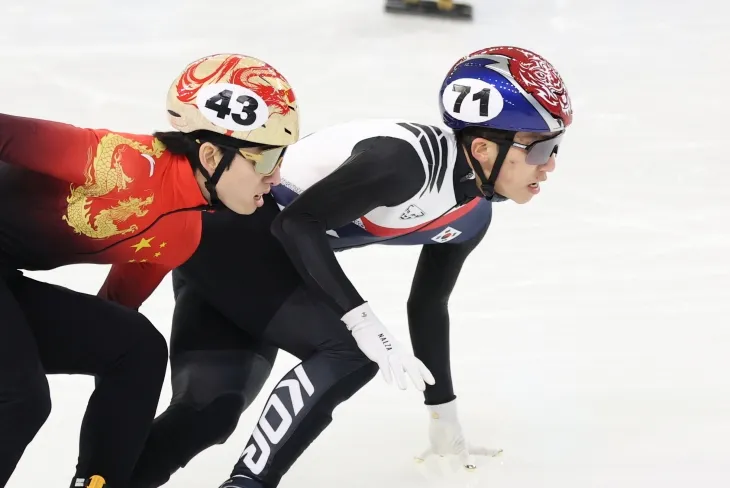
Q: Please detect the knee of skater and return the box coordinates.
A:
[5,379,52,433]
[131,320,169,368]
[323,341,373,367]
[324,350,379,383]
[204,393,247,444]
[28,382,52,428]
[359,360,379,382]
[170,393,246,446]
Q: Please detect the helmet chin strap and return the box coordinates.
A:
[462,139,514,203]
[194,147,237,208]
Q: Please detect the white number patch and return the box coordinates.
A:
[442,78,504,123]
[197,82,269,132]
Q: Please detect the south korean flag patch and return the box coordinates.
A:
[431,226,462,243]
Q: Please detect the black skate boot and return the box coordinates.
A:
[218,475,264,488]
[385,0,473,20]
[71,475,108,488]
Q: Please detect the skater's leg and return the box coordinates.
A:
[0,272,52,487]
[130,272,277,488]
[13,276,168,487]
[227,286,377,487]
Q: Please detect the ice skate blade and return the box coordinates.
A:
[385,0,473,20]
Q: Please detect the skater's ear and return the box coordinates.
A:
[469,137,497,171]
[198,142,223,173]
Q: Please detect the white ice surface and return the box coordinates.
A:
[2,0,730,487]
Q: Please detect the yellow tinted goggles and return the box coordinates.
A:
[238,146,287,176]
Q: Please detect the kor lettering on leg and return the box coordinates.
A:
[239,365,315,474]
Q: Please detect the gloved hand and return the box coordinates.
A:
[415,399,502,469]
[342,302,435,391]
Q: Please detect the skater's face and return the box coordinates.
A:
[470,131,559,204]
[197,143,281,214]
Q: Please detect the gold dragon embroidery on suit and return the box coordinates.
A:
[62,134,165,239]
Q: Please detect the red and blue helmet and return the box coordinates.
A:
[439,46,573,134]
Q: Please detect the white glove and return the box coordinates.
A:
[415,399,502,469]
[342,302,435,391]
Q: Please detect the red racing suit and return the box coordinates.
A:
[0,113,210,308]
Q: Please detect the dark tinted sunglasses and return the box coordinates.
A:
[511,132,563,165]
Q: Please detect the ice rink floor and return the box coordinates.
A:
[1,0,729,487]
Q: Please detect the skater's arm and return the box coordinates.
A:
[0,113,102,183]
[407,224,487,405]
[98,263,171,310]
[271,137,426,316]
